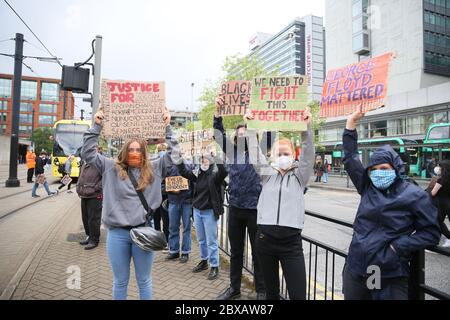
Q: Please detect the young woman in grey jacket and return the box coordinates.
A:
[81,108,173,300]
[244,107,315,300]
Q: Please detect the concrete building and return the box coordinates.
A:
[321,0,450,157]
[248,15,326,102]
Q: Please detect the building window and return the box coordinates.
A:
[0,124,6,134]
[20,102,33,112]
[39,103,57,114]
[388,119,406,136]
[0,112,7,123]
[38,115,56,125]
[19,125,32,135]
[41,82,59,102]
[370,121,387,138]
[359,123,369,139]
[0,78,12,98]
[0,100,7,110]
[19,113,32,124]
[434,111,448,123]
[20,80,37,100]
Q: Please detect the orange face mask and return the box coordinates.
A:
[127,152,142,168]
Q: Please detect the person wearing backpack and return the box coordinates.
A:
[176,150,228,281]
[342,105,440,300]
[77,153,103,250]
[244,107,315,300]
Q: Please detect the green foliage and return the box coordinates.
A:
[31,127,53,154]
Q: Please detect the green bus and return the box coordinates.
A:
[333,137,420,175]
[420,123,450,177]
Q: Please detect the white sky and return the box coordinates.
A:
[0,0,325,118]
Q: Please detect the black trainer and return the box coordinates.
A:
[207,267,219,280]
[84,242,98,250]
[166,252,180,260]
[216,287,241,300]
[180,254,189,263]
[79,237,90,246]
[192,260,208,273]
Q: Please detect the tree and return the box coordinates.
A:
[31,127,53,154]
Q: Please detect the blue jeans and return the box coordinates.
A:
[31,181,52,196]
[106,227,154,300]
[323,172,329,183]
[168,202,192,254]
[193,208,219,267]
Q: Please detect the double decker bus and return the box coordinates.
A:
[51,120,91,178]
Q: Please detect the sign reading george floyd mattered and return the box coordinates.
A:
[216,81,251,117]
[100,79,166,139]
[165,176,189,192]
[247,76,309,131]
[320,52,394,118]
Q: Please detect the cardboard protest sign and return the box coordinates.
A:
[100,79,166,139]
[320,52,394,118]
[165,176,189,192]
[216,81,251,117]
[247,76,309,131]
[176,129,215,158]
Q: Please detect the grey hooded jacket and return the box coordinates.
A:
[248,125,315,230]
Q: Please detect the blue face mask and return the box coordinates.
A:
[370,170,397,190]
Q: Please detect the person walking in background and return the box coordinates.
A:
[213,106,266,300]
[82,108,173,300]
[430,161,450,248]
[153,143,170,248]
[342,105,440,300]
[176,150,228,281]
[77,153,103,251]
[31,151,56,198]
[165,155,194,263]
[323,159,330,183]
[57,155,75,194]
[26,147,36,183]
[314,158,324,183]
[244,107,315,300]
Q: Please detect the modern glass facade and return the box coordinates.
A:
[38,115,56,125]
[0,78,11,98]
[352,0,370,55]
[423,0,450,76]
[39,103,57,114]
[20,80,38,100]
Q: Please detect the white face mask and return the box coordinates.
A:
[276,156,294,171]
[434,167,441,176]
[200,164,210,172]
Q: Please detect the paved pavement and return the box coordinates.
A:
[0,178,255,300]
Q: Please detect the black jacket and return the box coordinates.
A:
[177,160,228,219]
[34,156,46,175]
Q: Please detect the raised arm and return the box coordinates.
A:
[213,113,235,160]
[343,105,366,195]
[151,111,176,179]
[295,108,315,187]
[81,110,114,174]
[177,160,198,182]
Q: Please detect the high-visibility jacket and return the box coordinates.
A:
[26,151,36,169]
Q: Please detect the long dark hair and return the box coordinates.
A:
[439,160,450,186]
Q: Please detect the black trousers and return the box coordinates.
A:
[58,181,73,190]
[343,265,408,300]
[437,197,450,239]
[81,197,102,244]
[228,206,265,294]
[154,195,169,242]
[27,168,34,182]
[256,229,306,300]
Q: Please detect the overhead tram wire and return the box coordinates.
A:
[3,0,63,67]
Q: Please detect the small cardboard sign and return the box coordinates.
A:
[165,176,189,192]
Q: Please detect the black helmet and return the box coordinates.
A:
[130,227,167,251]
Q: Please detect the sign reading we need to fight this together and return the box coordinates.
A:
[320,52,394,118]
[100,80,166,139]
[247,76,309,132]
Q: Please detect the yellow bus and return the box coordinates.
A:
[51,119,91,178]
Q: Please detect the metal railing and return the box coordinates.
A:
[217,205,450,300]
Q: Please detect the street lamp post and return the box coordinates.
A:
[190,83,194,123]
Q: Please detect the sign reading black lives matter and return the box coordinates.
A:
[100,79,166,139]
